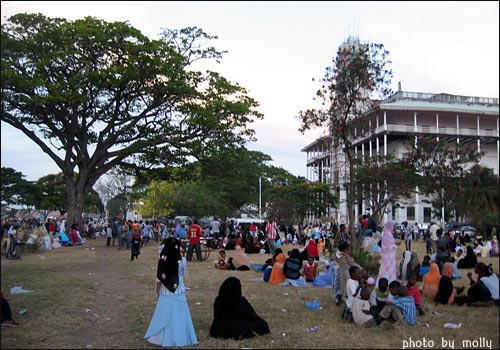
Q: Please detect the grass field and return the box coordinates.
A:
[1,235,498,349]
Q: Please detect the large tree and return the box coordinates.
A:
[353,152,420,224]
[402,137,484,222]
[297,37,393,251]
[267,178,336,227]
[1,14,262,227]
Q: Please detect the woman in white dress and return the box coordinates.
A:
[144,236,198,347]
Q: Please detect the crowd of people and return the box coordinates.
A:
[2,214,498,341]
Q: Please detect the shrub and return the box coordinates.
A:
[353,248,380,276]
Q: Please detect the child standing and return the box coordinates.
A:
[131,231,141,261]
[303,256,319,283]
[352,288,377,327]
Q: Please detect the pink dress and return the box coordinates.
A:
[377,221,397,284]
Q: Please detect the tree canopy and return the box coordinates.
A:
[297,37,393,250]
[1,13,262,226]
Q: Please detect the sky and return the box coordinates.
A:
[1,1,499,181]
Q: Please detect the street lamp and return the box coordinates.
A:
[259,176,262,219]
[259,176,271,220]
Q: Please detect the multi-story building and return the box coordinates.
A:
[301,87,499,226]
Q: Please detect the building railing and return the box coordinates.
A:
[351,124,499,144]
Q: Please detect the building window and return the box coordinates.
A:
[407,207,415,221]
[423,207,432,223]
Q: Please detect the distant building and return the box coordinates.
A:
[302,87,499,226]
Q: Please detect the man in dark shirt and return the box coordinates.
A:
[435,229,450,273]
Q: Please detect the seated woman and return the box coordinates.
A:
[268,251,286,285]
[455,263,498,306]
[227,245,252,271]
[434,262,456,305]
[313,260,336,287]
[457,246,478,269]
[209,277,270,340]
[419,255,431,280]
[282,249,307,286]
[299,233,319,261]
[420,262,441,301]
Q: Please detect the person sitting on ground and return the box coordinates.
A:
[1,291,19,326]
[303,256,319,283]
[434,262,456,305]
[299,233,319,261]
[343,266,365,321]
[406,273,425,315]
[313,260,336,287]
[214,249,228,270]
[420,262,440,301]
[209,276,270,340]
[352,288,378,328]
[419,255,431,280]
[227,245,252,271]
[282,249,307,286]
[453,246,465,265]
[369,277,390,317]
[69,223,83,245]
[378,285,416,327]
[263,258,274,282]
[455,262,498,306]
[456,246,478,269]
[268,250,287,285]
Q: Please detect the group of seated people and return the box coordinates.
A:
[213,234,498,331]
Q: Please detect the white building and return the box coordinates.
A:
[301,88,499,226]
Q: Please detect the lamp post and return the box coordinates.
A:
[259,176,262,220]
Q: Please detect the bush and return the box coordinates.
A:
[353,248,380,276]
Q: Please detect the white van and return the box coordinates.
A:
[232,218,265,230]
[174,216,193,227]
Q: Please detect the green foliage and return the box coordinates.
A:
[267,178,336,225]
[297,38,393,242]
[0,167,37,207]
[1,13,262,226]
[402,137,484,221]
[353,248,381,276]
[353,152,419,223]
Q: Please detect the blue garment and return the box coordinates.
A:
[419,266,430,279]
[263,266,272,282]
[392,296,416,326]
[144,257,198,347]
[313,264,336,287]
[281,276,307,287]
[178,227,187,239]
[59,231,70,245]
[452,263,461,280]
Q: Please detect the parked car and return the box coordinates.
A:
[445,222,464,235]
[418,222,430,238]
[459,225,477,237]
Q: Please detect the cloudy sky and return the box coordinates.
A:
[1,1,499,181]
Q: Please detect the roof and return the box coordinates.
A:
[378,99,499,115]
